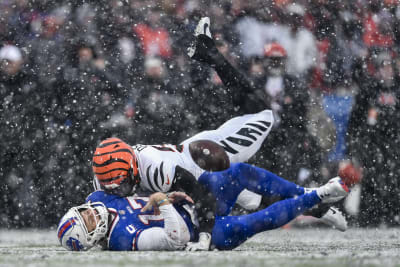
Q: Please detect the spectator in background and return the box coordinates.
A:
[26,12,69,90]
[189,32,242,134]
[0,45,41,227]
[133,6,173,59]
[363,1,394,48]
[248,42,323,188]
[234,1,286,59]
[347,49,400,226]
[0,0,35,46]
[280,3,317,80]
[1,0,400,229]
[133,56,188,145]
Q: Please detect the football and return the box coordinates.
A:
[189,140,230,171]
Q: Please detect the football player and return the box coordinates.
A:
[90,18,348,250]
[92,17,278,250]
[58,169,350,251]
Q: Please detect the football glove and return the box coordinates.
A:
[185,232,211,251]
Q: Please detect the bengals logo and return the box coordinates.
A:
[66,237,84,251]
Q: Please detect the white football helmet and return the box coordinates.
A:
[57,202,109,251]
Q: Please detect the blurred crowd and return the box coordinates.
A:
[0,0,399,228]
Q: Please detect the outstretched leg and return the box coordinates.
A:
[198,163,305,216]
[188,17,265,113]
[211,191,321,250]
[199,163,349,216]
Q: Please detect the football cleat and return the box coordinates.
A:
[187,17,218,62]
[303,203,330,218]
[316,177,350,203]
[319,207,348,232]
[194,17,212,38]
[303,203,348,232]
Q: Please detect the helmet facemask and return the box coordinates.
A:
[57,202,109,251]
[74,202,109,247]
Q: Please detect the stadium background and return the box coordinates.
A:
[0,0,399,230]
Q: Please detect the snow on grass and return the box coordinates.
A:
[0,228,399,267]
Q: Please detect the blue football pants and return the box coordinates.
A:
[198,162,321,250]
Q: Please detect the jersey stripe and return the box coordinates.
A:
[146,166,157,192]
[159,162,165,185]
[153,167,162,191]
[132,229,143,251]
[257,120,272,127]
[245,122,268,131]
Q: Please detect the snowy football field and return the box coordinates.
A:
[1,228,399,267]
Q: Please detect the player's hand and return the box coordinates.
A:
[185,232,211,251]
[167,191,194,204]
[141,192,169,215]
[141,200,160,215]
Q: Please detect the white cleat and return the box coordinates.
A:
[316,177,350,203]
[188,17,213,58]
[194,17,212,38]
[320,207,348,232]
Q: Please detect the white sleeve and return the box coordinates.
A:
[136,204,190,251]
[136,147,177,193]
[181,109,274,163]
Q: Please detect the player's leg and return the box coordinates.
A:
[230,163,350,204]
[211,191,321,250]
[188,17,261,112]
[211,175,350,250]
[230,162,306,197]
[181,109,274,164]
[198,163,305,216]
[199,162,349,216]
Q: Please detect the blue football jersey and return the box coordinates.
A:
[86,191,196,251]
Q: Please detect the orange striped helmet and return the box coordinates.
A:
[92,138,139,195]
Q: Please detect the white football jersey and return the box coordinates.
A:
[133,144,204,193]
[93,109,275,210]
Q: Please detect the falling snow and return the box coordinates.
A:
[0,1,399,262]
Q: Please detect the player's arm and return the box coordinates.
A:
[137,192,191,250]
[171,166,216,251]
[192,29,268,113]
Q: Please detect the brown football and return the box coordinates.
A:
[188,140,230,171]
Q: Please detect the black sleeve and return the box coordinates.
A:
[197,34,269,113]
[170,166,216,234]
[211,50,268,113]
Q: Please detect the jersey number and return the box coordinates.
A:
[126,224,136,234]
[126,197,164,225]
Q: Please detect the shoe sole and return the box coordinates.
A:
[194,17,212,38]
[188,17,212,58]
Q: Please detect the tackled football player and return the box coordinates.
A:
[89,18,347,251]
[57,172,349,251]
